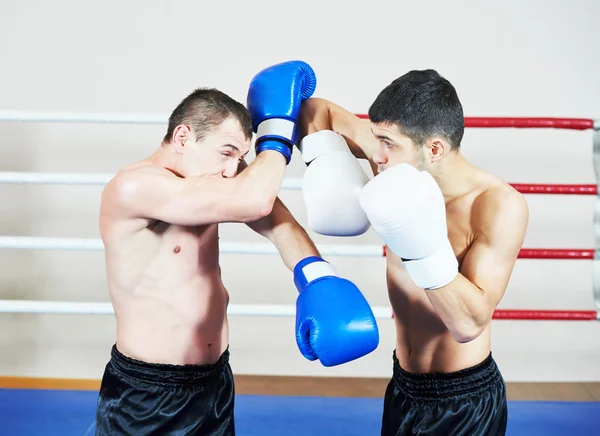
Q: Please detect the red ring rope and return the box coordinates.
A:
[355,115,595,130]
[381,247,594,259]
[464,118,594,130]
[391,309,597,320]
[510,184,597,195]
[492,310,597,320]
[517,249,594,259]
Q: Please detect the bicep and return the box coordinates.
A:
[459,196,528,307]
[460,239,516,307]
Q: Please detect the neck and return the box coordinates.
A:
[150,144,185,177]
[430,151,474,202]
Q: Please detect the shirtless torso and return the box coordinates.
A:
[100,162,229,366]
[388,168,513,373]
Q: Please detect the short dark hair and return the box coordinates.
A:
[368,69,464,150]
[163,88,253,144]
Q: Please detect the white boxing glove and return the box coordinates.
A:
[299,130,371,236]
[358,163,458,289]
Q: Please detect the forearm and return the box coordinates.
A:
[246,198,320,271]
[424,274,492,343]
[299,98,373,162]
[237,151,287,208]
[299,98,333,136]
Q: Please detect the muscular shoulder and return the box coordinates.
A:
[106,162,171,195]
[115,161,172,182]
[472,182,529,242]
[101,162,173,218]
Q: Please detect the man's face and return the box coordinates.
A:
[185,117,251,178]
[370,123,428,174]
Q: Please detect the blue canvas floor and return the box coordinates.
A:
[0,388,598,435]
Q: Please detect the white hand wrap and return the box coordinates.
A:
[299,131,371,236]
[359,163,458,289]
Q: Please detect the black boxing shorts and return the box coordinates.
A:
[95,344,235,436]
[381,351,507,436]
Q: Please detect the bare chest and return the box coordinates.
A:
[144,221,220,272]
[445,197,477,266]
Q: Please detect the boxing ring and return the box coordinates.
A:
[0,112,599,435]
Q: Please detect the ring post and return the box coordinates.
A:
[593,120,600,312]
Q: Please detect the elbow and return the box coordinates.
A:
[451,329,482,344]
[248,194,276,221]
[450,318,489,344]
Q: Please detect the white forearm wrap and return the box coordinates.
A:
[401,238,459,290]
[256,118,295,142]
[359,163,458,289]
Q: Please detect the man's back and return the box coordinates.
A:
[99,163,229,366]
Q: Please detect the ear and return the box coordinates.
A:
[427,137,450,163]
[172,125,192,154]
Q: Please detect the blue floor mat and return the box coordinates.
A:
[0,388,597,435]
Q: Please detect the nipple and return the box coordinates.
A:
[173,245,181,254]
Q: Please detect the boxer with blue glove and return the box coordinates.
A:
[96,61,377,435]
[245,61,379,367]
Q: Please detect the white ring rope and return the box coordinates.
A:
[0,237,384,257]
[0,172,116,185]
[0,300,394,319]
[0,111,168,125]
[0,172,304,189]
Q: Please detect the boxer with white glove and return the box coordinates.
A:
[359,164,459,290]
[296,71,528,436]
[299,130,371,236]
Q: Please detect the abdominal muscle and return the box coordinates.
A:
[104,222,230,366]
[387,252,491,374]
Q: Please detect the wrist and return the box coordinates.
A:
[255,118,298,164]
[293,256,339,292]
[402,239,459,290]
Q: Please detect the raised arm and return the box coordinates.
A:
[103,151,287,227]
[104,60,318,228]
[299,98,378,162]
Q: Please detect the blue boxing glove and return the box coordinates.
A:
[294,256,379,367]
[247,60,317,164]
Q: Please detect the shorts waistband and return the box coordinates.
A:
[392,351,503,400]
[109,344,230,386]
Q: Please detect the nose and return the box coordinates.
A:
[222,161,238,179]
[372,148,388,166]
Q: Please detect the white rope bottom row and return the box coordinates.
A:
[0,300,394,319]
[0,237,385,257]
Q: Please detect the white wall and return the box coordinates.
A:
[1,0,599,382]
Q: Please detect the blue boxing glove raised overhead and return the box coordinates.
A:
[294,256,379,367]
[247,61,317,164]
